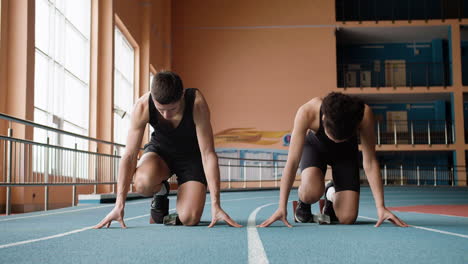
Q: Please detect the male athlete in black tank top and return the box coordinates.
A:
[145,88,207,186]
[94,72,241,228]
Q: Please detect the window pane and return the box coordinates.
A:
[64,74,88,129]
[114,27,135,145]
[35,0,90,141]
[65,24,86,79]
[65,0,90,38]
[34,51,49,109]
[35,0,50,54]
[54,12,65,64]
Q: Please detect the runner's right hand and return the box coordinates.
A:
[257,207,292,228]
[93,206,127,229]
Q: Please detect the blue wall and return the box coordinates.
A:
[337,39,450,87]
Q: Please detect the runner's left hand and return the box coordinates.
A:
[208,206,242,228]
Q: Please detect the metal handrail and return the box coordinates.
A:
[0,112,125,148]
[0,135,120,158]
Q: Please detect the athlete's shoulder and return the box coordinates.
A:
[131,92,151,125]
[298,97,321,119]
[193,89,208,107]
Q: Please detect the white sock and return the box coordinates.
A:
[156,183,167,196]
[326,186,336,203]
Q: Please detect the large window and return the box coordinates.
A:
[34,0,90,173]
[113,27,135,146]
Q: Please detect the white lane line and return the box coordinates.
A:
[0,195,279,223]
[358,215,468,239]
[0,208,175,250]
[247,203,276,264]
[0,226,94,249]
[0,199,153,222]
[0,195,279,249]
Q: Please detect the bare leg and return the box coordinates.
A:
[176,181,207,226]
[333,190,359,224]
[298,167,325,204]
[133,152,170,197]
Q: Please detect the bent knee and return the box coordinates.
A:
[179,213,202,226]
[338,215,357,225]
[133,176,154,197]
[298,186,323,204]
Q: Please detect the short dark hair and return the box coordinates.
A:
[151,71,184,104]
[321,92,365,140]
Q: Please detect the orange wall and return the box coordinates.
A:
[150,0,171,71]
[172,0,336,149]
[115,0,142,45]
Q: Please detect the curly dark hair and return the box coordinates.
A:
[321,92,365,141]
[151,71,184,104]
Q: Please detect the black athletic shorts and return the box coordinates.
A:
[143,143,207,186]
[299,132,360,193]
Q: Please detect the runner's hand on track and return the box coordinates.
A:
[93,206,127,229]
[208,206,242,228]
[375,207,409,227]
[257,208,292,228]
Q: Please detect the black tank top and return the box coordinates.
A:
[148,88,201,158]
[310,107,358,153]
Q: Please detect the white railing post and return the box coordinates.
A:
[400,165,403,186]
[452,123,455,144]
[274,162,278,187]
[6,127,13,215]
[411,121,414,145]
[94,146,98,194]
[451,167,454,186]
[427,121,431,145]
[72,143,77,206]
[243,163,247,189]
[228,161,232,189]
[384,165,387,186]
[417,166,420,186]
[44,137,50,211]
[112,149,117,193]
[394,122,397,145]
[377,121,381,145]
[259,163,262,188]
[444,121,448,145]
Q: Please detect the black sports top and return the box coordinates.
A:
[148,88,201,158]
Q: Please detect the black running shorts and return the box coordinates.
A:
[299,132,360,193]
[143,143,207,186]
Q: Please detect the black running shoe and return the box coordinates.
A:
[323,181,338,222]
[294,200,313,223]
[150,181,170,224]
[163,213,183,226]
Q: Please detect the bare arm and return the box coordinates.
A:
[359,105,385,209]
[193,90,241,227]
[115,102,147,208]
[193,91,221,207]
[258,103,314,227]
[360,105,408,227]
[94,99,148,229]
[278,106,310,210]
